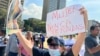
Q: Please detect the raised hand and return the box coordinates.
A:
[13,19,19,29]
[80,7,88,30]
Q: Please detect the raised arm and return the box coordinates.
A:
[13,20,33,56]
[72,7,88,56]
[16,31,33,56]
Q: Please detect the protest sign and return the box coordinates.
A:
[6,0,23,34]
[7,0,23,21]
[46,4,85,36]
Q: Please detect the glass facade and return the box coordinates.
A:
[42,0,66,21]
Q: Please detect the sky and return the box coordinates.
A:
[22,0,100,22]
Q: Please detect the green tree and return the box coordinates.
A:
[25,25,33,31]
[0,8,7,19]
[0,8,7,28]
[23,18,46,33]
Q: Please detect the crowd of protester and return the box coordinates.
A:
[0,7,100,56]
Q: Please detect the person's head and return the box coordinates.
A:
[26,31,33,40]
[0,29,6,36]
[0,31,2,36]
[69,35,73,39]
[47,36,60,49]
[47,36,61,56]
[40,34,42,36]
[32,35,35,41]
[58,39,65,53]
[90,25,99,36]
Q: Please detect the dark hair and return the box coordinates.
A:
[59,39,64,46]
[69,35,73,37]
[0,29,6,35]
[90,25,98,32]
[47,36,60,46]
[33,35,36,41]
[40,34,43,36]
[26,31,33,41]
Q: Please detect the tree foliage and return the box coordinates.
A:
[0,8,7,19]
[0,8,7,28]
[23,18,46,33]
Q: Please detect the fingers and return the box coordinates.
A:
[82,10,88,30]
[79,7,88,30]
[13,20,19,29]
[79,6,85,11]
[79,7,87,14]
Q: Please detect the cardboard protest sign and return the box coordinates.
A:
[7,0,23,21]
[6,0,23,34]
[46,4,85,36]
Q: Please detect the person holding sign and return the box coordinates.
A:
[13,7,88,56]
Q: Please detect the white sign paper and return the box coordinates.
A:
[46,4,85,36]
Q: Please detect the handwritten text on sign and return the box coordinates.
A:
[46,5,85,36]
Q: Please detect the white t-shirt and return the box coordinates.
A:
[96,36,100,45]
[64,38,75,46]
[0,36,4,45]
[79,44,85,56]
[64,38,85,56]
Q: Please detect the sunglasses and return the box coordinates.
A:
[49,43,59,46]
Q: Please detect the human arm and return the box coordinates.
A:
[16,30,33,56]
[13,20,33,56]
[85,37,100,54]
[72,7,88,56]
[13,33,49,56]
[88,45,100,54]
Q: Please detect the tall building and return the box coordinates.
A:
[0,0,24,9]
[42,0,66,21]
[0,0,10,9]
[0,0,24,28]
